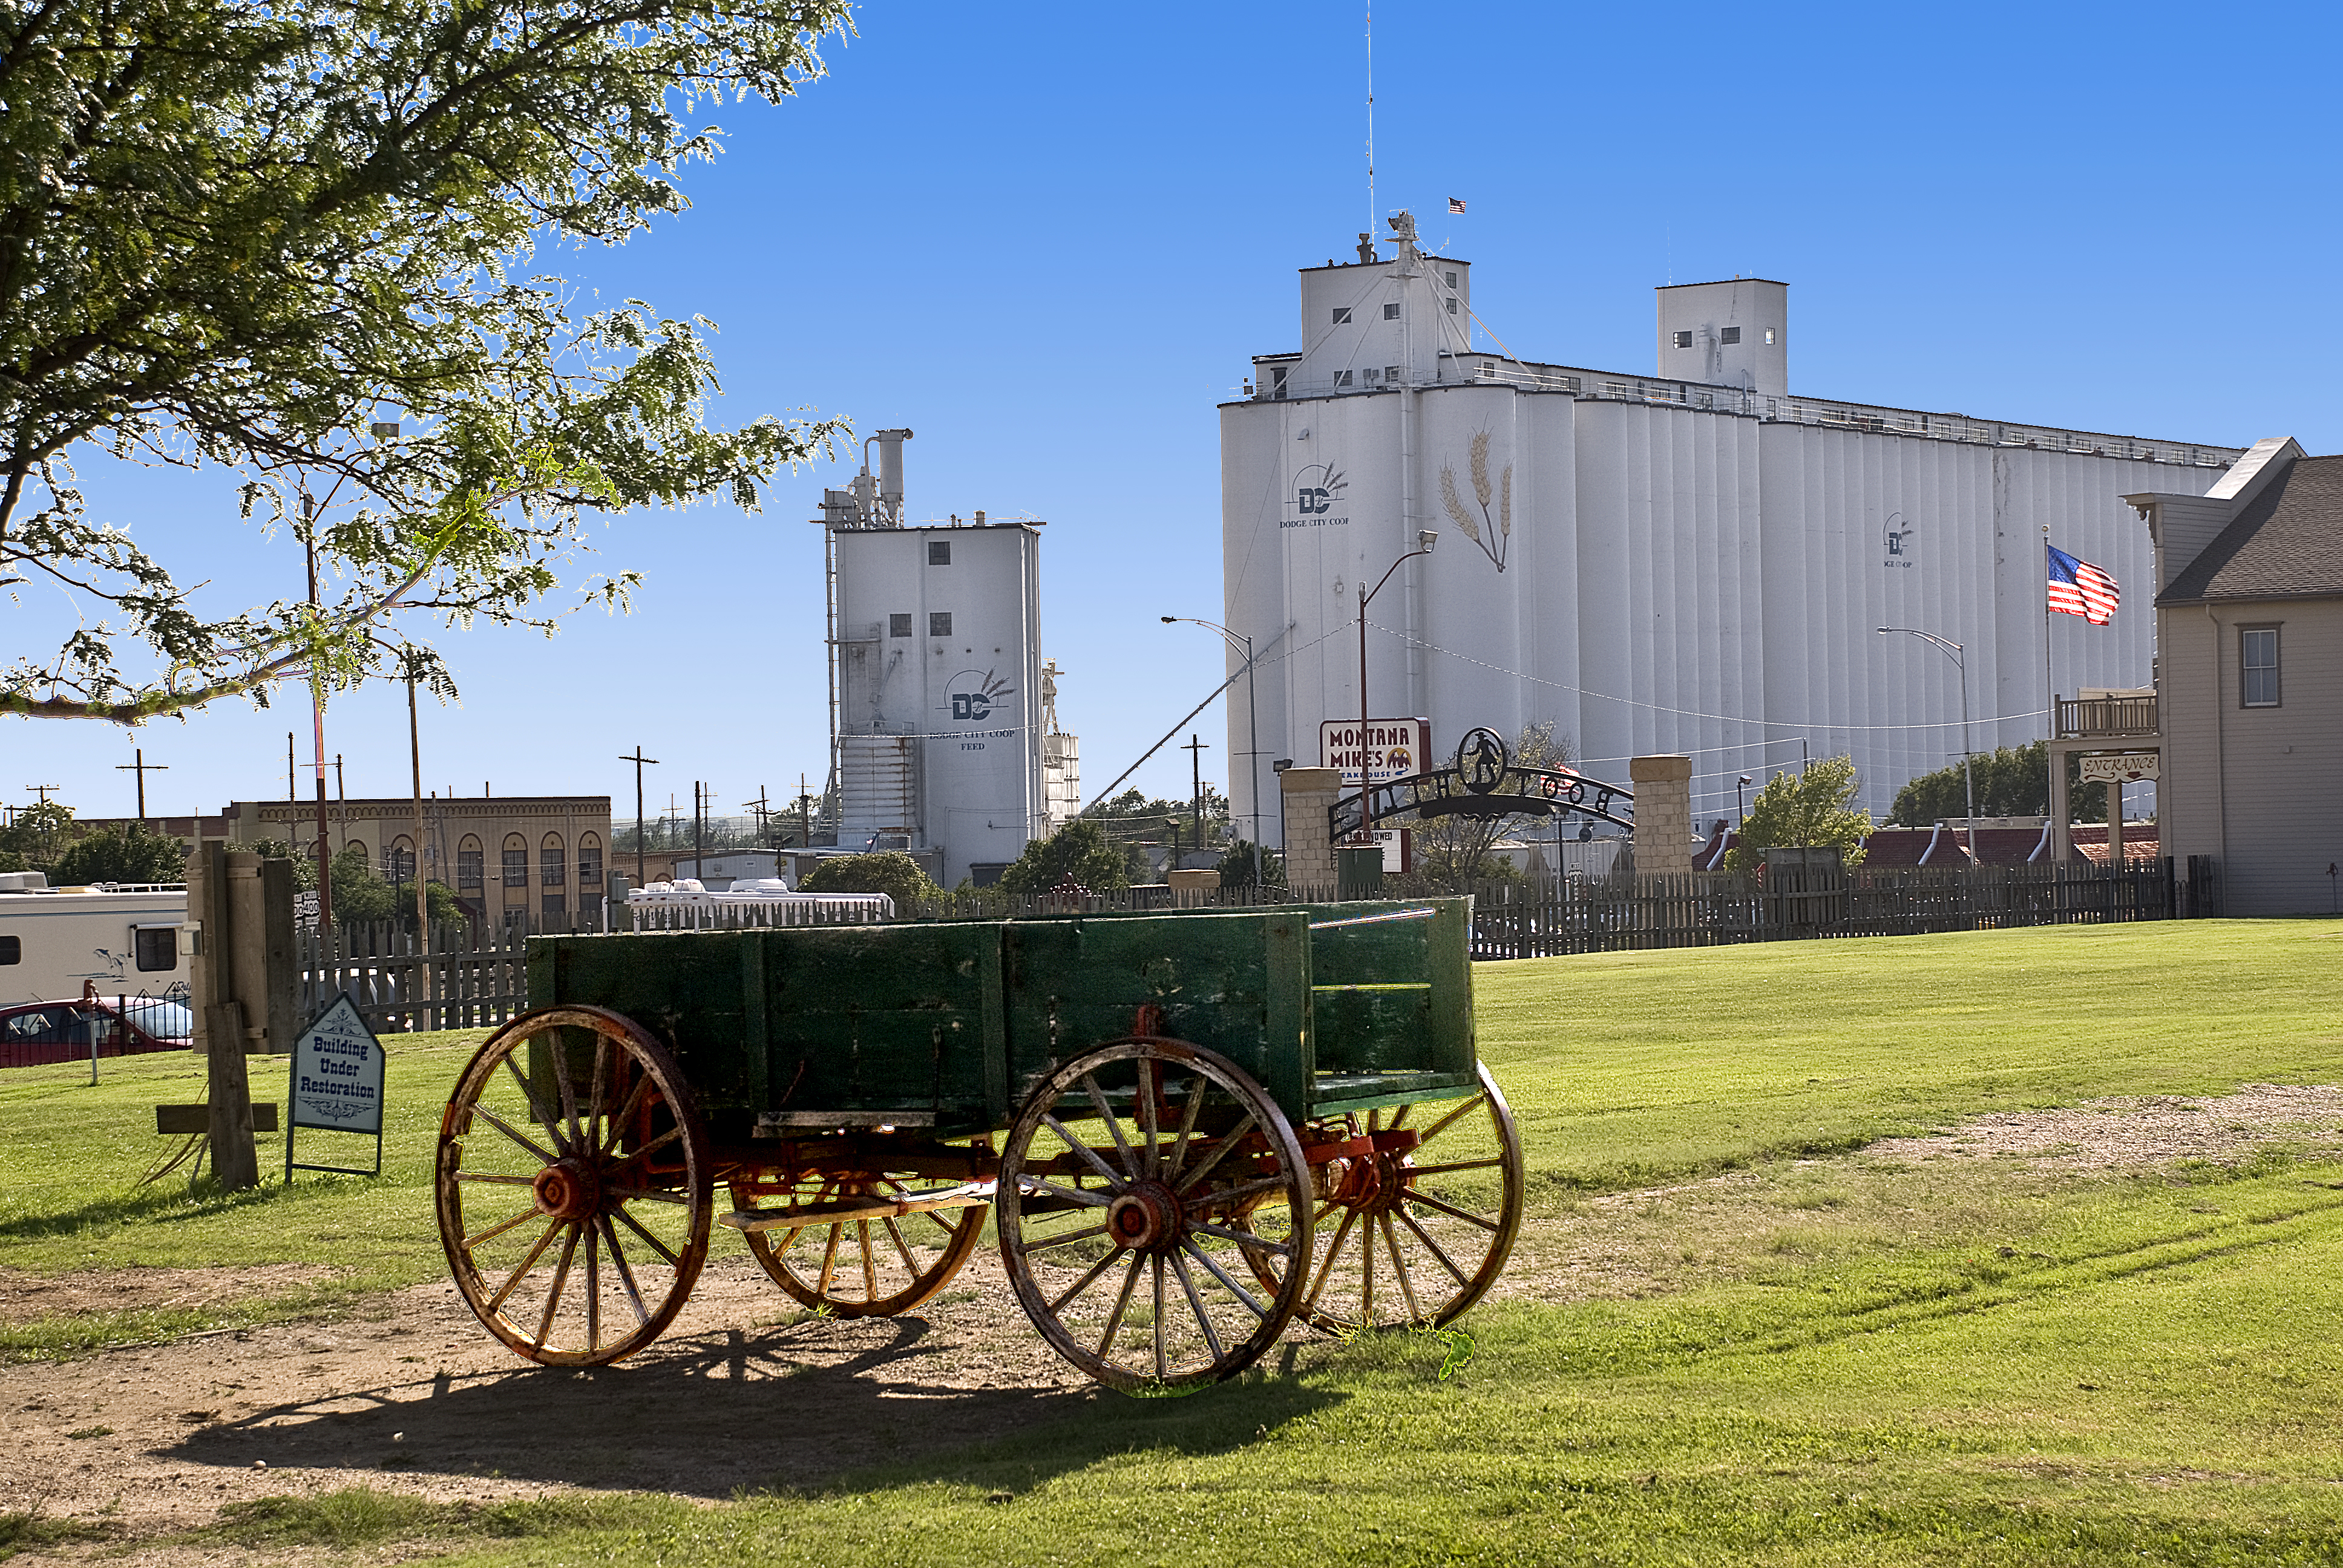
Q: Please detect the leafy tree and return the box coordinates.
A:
[1724,756,1872,873]
[245,838,318,891]
[1214,840,1280,890]
[1,0,852,723]
[0,800,81,874]
[1887,742,2107,826]
[51,823,188,885]
[324,843,462,929]
[998,819,1130,897]
[1405,720,1571,890]
[801,852,940,907]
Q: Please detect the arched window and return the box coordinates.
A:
[502,834,528,888]
[577,832,603,887]
[540,832,566,887]
[388,836,416,884]
[457,835,484,892]
[342,838,369,869]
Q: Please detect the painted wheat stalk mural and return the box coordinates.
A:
[1439,430,1512,571]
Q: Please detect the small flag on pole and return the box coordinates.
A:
[1447,197,1467,214]
[2046,543,2120,626]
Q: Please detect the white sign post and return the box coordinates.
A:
[285,994,385,1181]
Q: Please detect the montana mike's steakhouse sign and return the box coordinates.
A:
[1320,719,1432,788]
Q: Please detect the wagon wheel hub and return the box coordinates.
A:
[531,1156,604,1222]
[1106,1180,1184,1253]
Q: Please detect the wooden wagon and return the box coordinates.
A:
[434,900,1524,1391]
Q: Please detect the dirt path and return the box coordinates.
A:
[4,1083,2338,1563]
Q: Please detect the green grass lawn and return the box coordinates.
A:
[8,918,2343,1564]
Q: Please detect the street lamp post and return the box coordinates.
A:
[1162,615,1262,886]
[1877,627,1976,864]
[1736,773,1754,828]
[1355,532,1438,841]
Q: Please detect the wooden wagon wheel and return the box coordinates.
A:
[436,1005,712,1367]
[728,1157,989,1318]
[1247,1060,1525,1335]
[997,1037,1314,1393]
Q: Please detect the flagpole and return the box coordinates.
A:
[2041,524,2055,739]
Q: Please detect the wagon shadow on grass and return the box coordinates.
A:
[165,1316,1346,1499]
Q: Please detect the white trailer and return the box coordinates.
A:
[0,875,191,1007]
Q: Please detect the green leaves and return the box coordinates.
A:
[1724,755,1872,873]
[1,0,855,720]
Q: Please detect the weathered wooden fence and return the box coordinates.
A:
[1466,860,2176,959]
[299,859,2207,1031]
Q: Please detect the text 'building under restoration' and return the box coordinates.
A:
[1221,214,2244,833]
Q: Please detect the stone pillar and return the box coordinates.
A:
[1279,768,1343,897]
[1630,756,1694,880]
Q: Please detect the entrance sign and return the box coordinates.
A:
[1320,718,1430,787]
[2079,753,2160,783]
[285,995,385,1180]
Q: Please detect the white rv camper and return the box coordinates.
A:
[0,872,191,1006]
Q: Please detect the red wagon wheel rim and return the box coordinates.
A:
[997,1036,1312,1393]
[436,1005,711,1367]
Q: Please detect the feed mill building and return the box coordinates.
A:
[1219,215,2245,831]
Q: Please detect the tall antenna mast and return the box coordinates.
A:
[1365,2,1376,238]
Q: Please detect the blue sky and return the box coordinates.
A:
[15,0,2339,829]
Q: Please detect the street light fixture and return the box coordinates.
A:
[1877,627,1976,865]
[1736,773,1754,828]
[1354,532,1438,841]
[1162,615,1263,887]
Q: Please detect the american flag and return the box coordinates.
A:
[2046,543,2119,626]
[1447,197,1467,214]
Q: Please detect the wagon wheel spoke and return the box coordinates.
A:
[1043,1112,1127,1187]
[1405,1191,1502,1231]
[1083,1073,1138,1178]
[1152,1254,1169,1380]
[596,1073,654,1157]
[1017,1177,1113,1209]
[1193,1220,1291,1256]
[453,1172,538,1187]
[499,1053,569,1154]
[550,1029,585,1157]
[464,1206,543,1252]
[1138,1059,1162,1180]
[1047,1246,1129,1315]
[1303,1207,1361,1315]
[1398,1204,1472,1287]
[1182,1240,1270,1321]
[1381,1212,1425,1323]
[1184,1175,1291,1212]
[534,1224,582,1350]
[600,1215,650,1327]
[486,1219,565,1315]
[814,1224,842,1296]
[882,1217,920,1278]
[1096,1253,1146,1357]
[469,1102,560,1166]
[585,1224,601,1352]
[1166,1070,1208,1180]
[1022,1222,1110,1253]
[1417,1094,1486,1144]
[1172,1111,1257,1196]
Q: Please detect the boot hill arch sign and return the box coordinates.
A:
[1329,727,1636,840]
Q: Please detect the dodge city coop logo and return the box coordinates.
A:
[945,668,1016,723]
[1285,463,1349,528]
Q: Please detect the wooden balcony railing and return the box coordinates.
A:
[2056,696,2159,739]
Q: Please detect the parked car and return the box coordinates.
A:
[0,993,192,1069]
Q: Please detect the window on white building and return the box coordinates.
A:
[1334,370,1352,387]
[1445,298,1457,315]
[890,613,912,637]
[1444,270,1457,287]
[1720,326,1741,345]
[928,541,951,565]
[1330,307,1351,325]
[2241,626,2281,707]
[930,612,952,637]
[1674,330,1693,348]
[1382,302,1400,319]
[1765,328,1777,345]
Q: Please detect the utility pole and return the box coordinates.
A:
[1184,734,1210,860]
[798,773,814,853]
[333,754,347,855]
[116,751,167,823]
[618,747,658,886]
[693,780,706,881]
[302,492,332,936]
[25,783,59,805]
[407,668,429,952]
[744,787,772,848]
